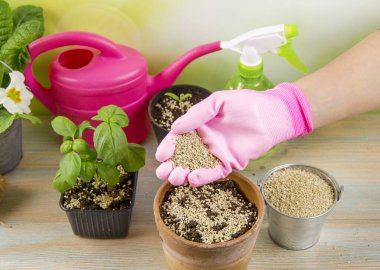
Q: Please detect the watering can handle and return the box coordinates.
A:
[24,32,124,113]
[28,31,124,59]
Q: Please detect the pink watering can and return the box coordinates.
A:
[24,30,254,143]
[24,31,222,143]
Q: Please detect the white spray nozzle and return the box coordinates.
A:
[220,24,286,56]
[220,24,308,73]
[241,46,262,67]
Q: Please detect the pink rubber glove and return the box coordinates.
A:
[155,83,313,187]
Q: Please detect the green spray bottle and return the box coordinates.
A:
[223,24,309,90]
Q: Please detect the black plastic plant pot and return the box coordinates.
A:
[0,119,22,175]
[148,84,211,144]
[59,171,138,239]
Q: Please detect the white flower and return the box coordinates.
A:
[0,71,33,114]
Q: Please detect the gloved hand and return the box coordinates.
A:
[155,83,313,187]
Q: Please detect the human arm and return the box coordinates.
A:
[296,30,380,128]
[156,30,380,186]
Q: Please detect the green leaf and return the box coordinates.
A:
[179,93,192,102]
[12,5,44,31]
[121,143,146,172]
[60,140,73,154]
[93,122,128,166]
[0,19,44,71]
[92,105,129,127]
[17,113,41,125]
[75,120,93,138]
[0,108,16,134]
[0,0,13,48]
[79,160,96,182]
[51,116,77,137]
[59,152,81,186]
[97,162,120,186]
[0,110,41,134]
[164,92,180,102]
[52,169,72,192]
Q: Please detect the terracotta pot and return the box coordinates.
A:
[148,84,211,144]
[0,119,22,175]
[153,171,265,270]
[60,171,138,239]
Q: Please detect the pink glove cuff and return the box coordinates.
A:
[267,83,314,139]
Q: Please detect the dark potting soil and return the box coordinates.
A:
[151,93,205,131]
[160,180,258,244]
[62,172,134,210]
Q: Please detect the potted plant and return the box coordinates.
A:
[51,105,146,238]
[148,84,211,143]
[0,1,44,174]
[153,172,265,270]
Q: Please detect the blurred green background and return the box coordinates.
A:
[10,0,380,114]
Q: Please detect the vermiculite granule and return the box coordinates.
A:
[264,168,335,218]
[160,180,258,244]
[171,132,221,170]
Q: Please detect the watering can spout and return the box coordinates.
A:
[147,41,221,96]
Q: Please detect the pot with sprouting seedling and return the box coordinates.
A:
[148,84,211,144]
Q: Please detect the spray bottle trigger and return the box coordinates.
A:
[277,42,309,74]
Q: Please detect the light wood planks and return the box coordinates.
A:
[0,115,379,269]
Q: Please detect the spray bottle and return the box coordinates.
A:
[222,24,308,90]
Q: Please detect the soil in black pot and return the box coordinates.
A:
[151,92,206,131]
[160,180,258,244]
[62,166,135,210]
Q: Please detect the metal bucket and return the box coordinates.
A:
[259,164,343,250]
[0,119,23,175]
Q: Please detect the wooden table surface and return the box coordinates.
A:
[1,115,380,269]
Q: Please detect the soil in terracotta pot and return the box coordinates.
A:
[151,93,205,131]
[160,180,258,244]
[62,166,135,210]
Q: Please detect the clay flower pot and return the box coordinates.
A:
[148,84,211,144]
[153,171,265,270]
[0,119,22,175]
[60,171,139,239]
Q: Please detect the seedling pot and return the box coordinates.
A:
[259,164,343,250]
[60,171,138,239]
[0,119,22,175]
[153,171,265,270]
[148,84,211,144]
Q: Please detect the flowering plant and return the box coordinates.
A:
[0,61,40,133]
[0,0,44,133]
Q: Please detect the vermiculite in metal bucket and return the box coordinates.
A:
[259,164,343,250]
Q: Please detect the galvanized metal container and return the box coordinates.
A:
[259,164,343,250]
[0,119,23,175]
